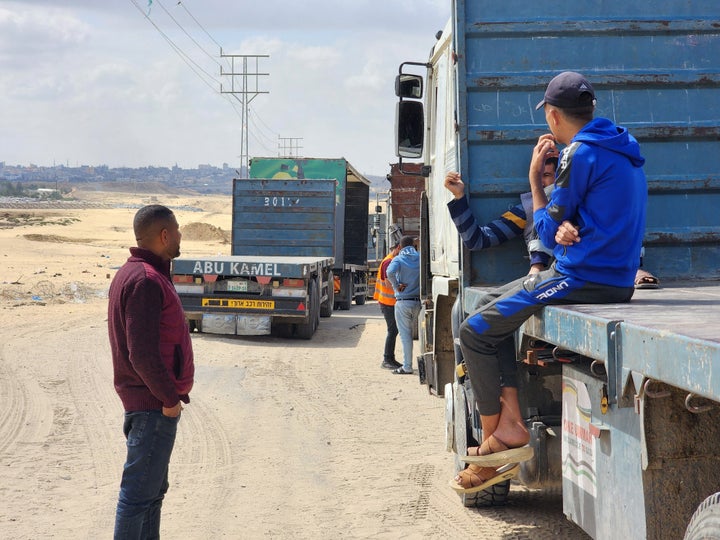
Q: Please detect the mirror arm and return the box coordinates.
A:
[398,61,432,76]
[397,157,431,178]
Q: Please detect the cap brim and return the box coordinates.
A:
[535,99,546,111]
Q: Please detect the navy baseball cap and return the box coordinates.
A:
[535,71,596,110]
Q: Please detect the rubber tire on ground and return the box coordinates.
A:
[320,274,334,318]
[271,322,294,338]
[453,383,510,508]
[295,279,319,340]
[188,318,202,333]
[338,272,352,311]
[684,492,720,540]
[354,293,366,305]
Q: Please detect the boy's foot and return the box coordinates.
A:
[449,463,520,493]
[462,434,533,466]
[634,269,660,289]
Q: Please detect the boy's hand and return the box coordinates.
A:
[555,221,581,245]
[444,172,465,199]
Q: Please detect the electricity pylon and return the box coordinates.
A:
[220,51,269,178]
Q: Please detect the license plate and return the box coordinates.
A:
[202,298,275,309]
[226,280,249,292]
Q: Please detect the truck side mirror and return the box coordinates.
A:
[395,100,424,159]
[395,74,423,99]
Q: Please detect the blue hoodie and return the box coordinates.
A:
[386,246,420,299]
[534,117,647,287]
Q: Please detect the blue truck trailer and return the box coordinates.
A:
[395,1,720,538]
[249,157,370,310]
[171,158,369,339]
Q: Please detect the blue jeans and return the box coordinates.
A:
[114,410,179,540]
[394,299,421,372]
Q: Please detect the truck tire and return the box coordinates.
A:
[320,273,334,318]
[295,279,320,340]
[684,492,720,540]
[339,272,352,311]
[453,383,510,508]
[354,292,366,305]
[271,322,294,339]
[188,318,202,333]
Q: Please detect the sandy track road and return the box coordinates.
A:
[0,299,589,539]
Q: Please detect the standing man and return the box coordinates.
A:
[108,204,195,537]
[386,235,421,375]
[450,72,647,493]
[374,242,402,370]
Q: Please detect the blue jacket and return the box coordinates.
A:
[534,117,647,287]
[386,246,420,299]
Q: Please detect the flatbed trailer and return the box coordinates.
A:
[173,254,333,336]
[172,178,337,339]
[446,284,720,539]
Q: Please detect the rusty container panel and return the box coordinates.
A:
[388,162,423,238]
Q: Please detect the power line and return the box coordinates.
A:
[249,114,277,147]
[128,0,220,92]
[249,106,280,140]
[154,0,221,69]
[177,1,223,49]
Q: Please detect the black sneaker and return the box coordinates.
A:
[381,359,402,370]
[392,367,414,375]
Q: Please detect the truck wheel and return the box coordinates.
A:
[354,293,366,305]
[295,279,320,340]
[339,273,352,310]
[188,318,202,333]
[684,492,720,540]
[453,383,510,508]
[320,273,334,318]
[271,322,294,339]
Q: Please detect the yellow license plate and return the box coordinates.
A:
[202,298,275,309]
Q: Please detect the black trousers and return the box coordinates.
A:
[380,303,399,361]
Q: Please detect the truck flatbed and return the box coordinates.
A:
[465,282,720,402]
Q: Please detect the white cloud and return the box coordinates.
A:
[0,0,450,175]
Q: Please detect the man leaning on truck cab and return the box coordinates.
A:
[449,71,648,493]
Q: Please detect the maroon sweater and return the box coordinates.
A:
[108,247,194,411]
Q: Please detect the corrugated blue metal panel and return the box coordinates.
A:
[455,0,720,284]
[231,178,336,258]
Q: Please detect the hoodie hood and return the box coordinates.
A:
[573,117,645,167]
[396,246,419,264]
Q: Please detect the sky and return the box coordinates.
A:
[0,0,450,177]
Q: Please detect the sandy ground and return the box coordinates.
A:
[0,189,588,539]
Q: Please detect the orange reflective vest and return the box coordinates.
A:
[373,253,396,306]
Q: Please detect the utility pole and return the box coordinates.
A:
[220,51,269,178]
[278,137,304,158]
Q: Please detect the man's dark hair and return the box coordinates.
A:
[133,204,175,241]
[558,101,594,123]
[399,235,415,248]
[545,156,559,170]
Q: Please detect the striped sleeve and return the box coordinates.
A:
[447,196,527,251]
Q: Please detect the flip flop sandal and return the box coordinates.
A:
[461,434,534,466]
[449,463,520,494]
[634,269,660,289]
